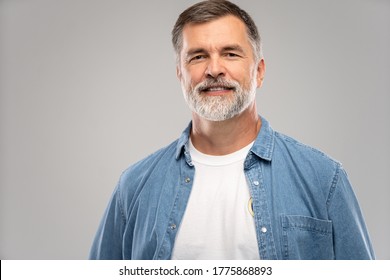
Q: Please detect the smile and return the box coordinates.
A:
[204,86,233,92]
[200,84,235,96]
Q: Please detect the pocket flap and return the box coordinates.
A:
[281,215,332,234]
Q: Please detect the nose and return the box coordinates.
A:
[205,56,226,79]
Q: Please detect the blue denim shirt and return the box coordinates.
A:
[90,117,374,260]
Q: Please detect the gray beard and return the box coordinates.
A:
[182,77,257,121]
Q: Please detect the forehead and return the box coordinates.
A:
[181,15,251,52]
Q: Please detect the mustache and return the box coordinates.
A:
[195,78,239,93]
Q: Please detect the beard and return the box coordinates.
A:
[181,74,257,122]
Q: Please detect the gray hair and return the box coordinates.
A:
[172,0,263,62]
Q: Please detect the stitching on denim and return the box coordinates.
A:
[156,163,193,260]
[282,215,332,235]
[281,217,290,260]
[252,161,278,260]
[286,226,331,235]
[274,132,340,165]
[156,188,180,260]
[325,162,341,209]
[116,183,127,227]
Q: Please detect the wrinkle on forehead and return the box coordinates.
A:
[180,15,253,58]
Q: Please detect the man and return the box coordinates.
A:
[90,0,374,260]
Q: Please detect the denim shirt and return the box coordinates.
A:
[90,117,374,260]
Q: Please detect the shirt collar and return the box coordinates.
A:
[250,116,274,161]
[175,123,192,160]
[175,115,275,162]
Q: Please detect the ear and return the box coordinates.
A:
[256,59,266,88]
[176,65,182,80]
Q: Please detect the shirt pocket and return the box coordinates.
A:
[281,215,334,260]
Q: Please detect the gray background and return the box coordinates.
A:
[0,0,389,259]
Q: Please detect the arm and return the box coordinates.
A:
[327,166,375,259]
[89,185,127,259]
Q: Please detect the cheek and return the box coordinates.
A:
[230,71,252,88]
[183,68,204,86]
[228,63,251,80]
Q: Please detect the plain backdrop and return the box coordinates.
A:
[0,0,389,259]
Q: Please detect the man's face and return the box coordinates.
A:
[177,15,265,121]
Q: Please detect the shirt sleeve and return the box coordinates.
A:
[327,166,375,259]
[89,184,127,259]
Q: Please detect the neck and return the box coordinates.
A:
[190,103,261,155]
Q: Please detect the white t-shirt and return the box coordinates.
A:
[171,140,260,260]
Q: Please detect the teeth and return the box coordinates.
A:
[206,87,229,91]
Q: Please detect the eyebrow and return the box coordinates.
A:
[221,44,245,54]
[185,44,246,58]
[186,48,207,58]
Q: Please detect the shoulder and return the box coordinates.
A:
[272,131,342,181]
[113,123,191,209]
[112,138,181,211]
[269,130,348,202]
[275,131,340,164]
[119,139,179,186]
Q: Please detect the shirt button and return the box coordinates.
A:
[170,224,177,230]
[185,177,191,183]
[261,226,267,233]
[253,181,259,186]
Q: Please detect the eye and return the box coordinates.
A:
[225,52,239,58]
[190,54,206,62]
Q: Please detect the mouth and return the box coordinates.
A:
[200,85,235,95]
